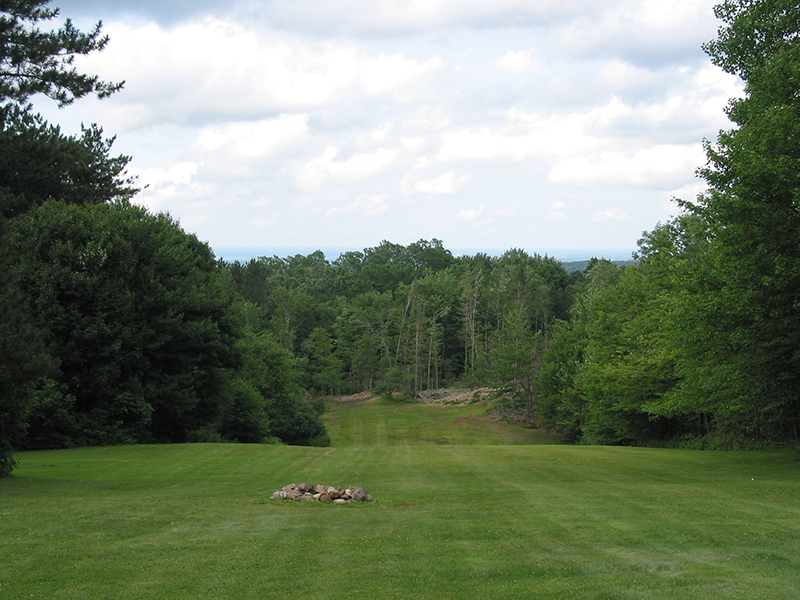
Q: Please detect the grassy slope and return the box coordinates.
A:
[1,399,799,599]
[325,396,562,445]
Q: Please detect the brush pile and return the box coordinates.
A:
[271,483,373,504]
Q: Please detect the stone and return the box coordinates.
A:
[271,484,372,504]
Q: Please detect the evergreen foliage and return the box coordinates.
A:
[0,0,123,107]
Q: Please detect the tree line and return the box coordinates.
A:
[539,0,800,447]
[224,242,578,406]
[0,1,328,476]
[2,0,798,476]
[216,0,800,449]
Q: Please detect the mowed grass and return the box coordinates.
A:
[1,402,799,599]
[324,395,562,445]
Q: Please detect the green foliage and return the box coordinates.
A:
[218,378,270,443]
[22,378,76,449]
[703,0,800,81]
[0,108,137,219]
[269,393,329,446]
[236,330,329,446]
[534,0,800,446]
[536,319,586,442]
[7,199,241,445]
[301,327,344,395]
[0,211,56,475]
[490,308,540,413]
[679,0,800,440]
[0,0,123,108]
[0,0,125,475]
[224,243,576,432]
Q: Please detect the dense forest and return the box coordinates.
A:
[1,0,799,476]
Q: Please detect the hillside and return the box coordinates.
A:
[324,390,561,446]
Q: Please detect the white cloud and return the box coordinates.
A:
[546,200,567,220]
[458,203,485,221]
[43,0,735,254]
[491,202,520,218]
[557,0,717,64]
[75,19,363,128]
[634,0,710,27]
[326,194,391,216]
[296,146,400,189]
[131,162,208,211]
[361,53,443,95]
[548,143,705,188]
[495,50,536,73]
[248,0,607,34]
[194,114,309,158]
[593,208,629,221]
[134,162,199,188]
[360,123,394,144]
[404,171,470,195]
[435,96,714,191]
[597,59,656,90]
[437,103,630,165]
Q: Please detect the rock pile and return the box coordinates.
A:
[271,483,373,504]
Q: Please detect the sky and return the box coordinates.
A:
[36,0,743,261]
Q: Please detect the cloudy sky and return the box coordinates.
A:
[37,0,742,260]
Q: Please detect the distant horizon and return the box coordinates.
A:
[41,1,730,260]
[213,246,637,264]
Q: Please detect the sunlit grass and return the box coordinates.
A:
[2,441,799,599]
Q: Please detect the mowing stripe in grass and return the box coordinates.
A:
[2,443,799,599]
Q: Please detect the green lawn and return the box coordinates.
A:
[324,395,562,445]
[1,400,799,599]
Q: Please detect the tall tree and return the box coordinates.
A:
[0,213,55,474]
[680,0,800,439]
[7,200,241,445]
[0,111,136,219]
[0,0,122,108]
[0,0,123,474]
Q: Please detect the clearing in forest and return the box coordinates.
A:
[324,389,560,446]
[3,397,799,599]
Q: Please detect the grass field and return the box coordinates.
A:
[325,394,562,445]
[2,397,799,599]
